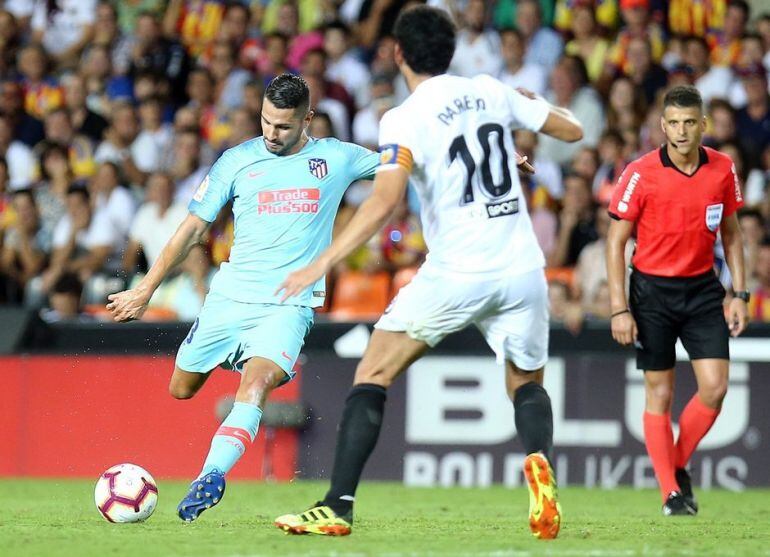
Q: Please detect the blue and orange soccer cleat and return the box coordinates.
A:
[177,469,226,522]
[523,452,562,539]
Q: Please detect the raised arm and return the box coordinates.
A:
[107,213,210,321]
[277,167,409,300]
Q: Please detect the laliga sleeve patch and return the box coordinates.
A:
[193,174,210,202]
[378,144,413,173]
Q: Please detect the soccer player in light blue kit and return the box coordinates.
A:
[106,74,379,521]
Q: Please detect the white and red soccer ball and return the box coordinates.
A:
[94,463,158,523]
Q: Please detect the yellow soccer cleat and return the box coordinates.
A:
[523,453,562,540]
[274,503,352,536]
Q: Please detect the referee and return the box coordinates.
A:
[606,86,749,516]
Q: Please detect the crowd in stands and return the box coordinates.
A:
[0,0,768,326]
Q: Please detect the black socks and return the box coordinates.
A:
[323,383,387,517]
[513,381,554,462]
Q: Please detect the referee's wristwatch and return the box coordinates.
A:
[733,290,751,303]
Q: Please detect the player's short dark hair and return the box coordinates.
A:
[663,85,703,112]
[265,73,310,114]
[393,6,456,76]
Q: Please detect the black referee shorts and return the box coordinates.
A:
[629,269,730,371]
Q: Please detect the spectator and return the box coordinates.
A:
[497,28,547,95]
[352,74,395,148]
[516,0,564,72]
[709,0,749,67]
[748,236,770,321]
[123,172,187,274]
[34,141,74,235]
[605,0,666,77]
[705,99,738,146]
[80,44,133,116]
[36,185,123,305]
[163,0,225,58]
[142,243,214,321]
[0,80,45,147]
[207,40,251,113]
[738,208,766,291]
[0,112,36,190]
[39,272,93,322]
[728,33,769,108]
[449,0,503,78]
[303,73,350,141]
[41,108,97,180]
[324,21,371,108]
[515,128,564,200]
[593,130,627,204]
[114,0,165,35]
[17,43,64,120]
[168,128,209,203]
[132,95,174,175]
[61,74,108,144]
[94,101,145,186]
[574,205,633,318]
[88,161,137,242]
[309,111,336,139]
[31,0,96,70]
[565,3,610,83]
[222,107,260,151]
[606,76,647,132]
[92,1,133,76]
[300,48,355,120]
[0,9,21,81]
[129,11,190,105]
[735,64,770,170]
[538,56,604,166]
[548,173,598,267]
[1,189,49,302]
[682,35,735,104]
[260,32,291,82]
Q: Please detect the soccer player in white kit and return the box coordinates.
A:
[275,6,583,539]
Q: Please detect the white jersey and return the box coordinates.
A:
[377,74,550,276]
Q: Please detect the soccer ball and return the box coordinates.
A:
[94,463,158,523]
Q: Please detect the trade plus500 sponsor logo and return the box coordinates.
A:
[258,188,320,214]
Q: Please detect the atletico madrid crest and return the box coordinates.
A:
[308,158,328,179]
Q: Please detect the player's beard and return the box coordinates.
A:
[267,130,304,156]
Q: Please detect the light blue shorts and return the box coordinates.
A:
[175,292,314,381]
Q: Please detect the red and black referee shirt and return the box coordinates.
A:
[608,146,744,277]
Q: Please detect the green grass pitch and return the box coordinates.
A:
[2,479,769,556]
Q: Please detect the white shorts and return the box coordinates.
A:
[375,265,549,369]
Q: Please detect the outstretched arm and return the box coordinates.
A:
[107,213,210,321]
[277,167,409,301]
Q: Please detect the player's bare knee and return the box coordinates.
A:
[645,383,673,410]
[698,378,728,408]
[169,382,196,400]
[237,368,282,404]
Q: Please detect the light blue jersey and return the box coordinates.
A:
[189,136,379,307]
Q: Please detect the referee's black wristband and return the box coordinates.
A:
[610,309,630,319]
